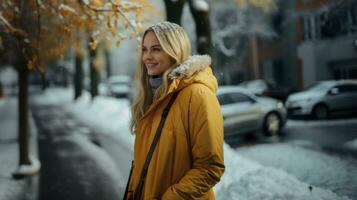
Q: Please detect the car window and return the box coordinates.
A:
[217,94,234,105]
[336,84,357,93]
[229,92,253,103]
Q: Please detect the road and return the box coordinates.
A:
[282,117,357,147]
[227,117,357,154]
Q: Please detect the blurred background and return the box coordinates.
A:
[0,0,357,200]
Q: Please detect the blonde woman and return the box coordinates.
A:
[126,21,224,200]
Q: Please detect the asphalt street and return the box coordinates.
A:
[227,116,357,158]
[282,118,357,147]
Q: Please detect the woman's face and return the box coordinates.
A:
[142,31,173,76]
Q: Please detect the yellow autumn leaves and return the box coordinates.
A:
[0,0,152,71]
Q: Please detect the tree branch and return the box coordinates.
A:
[36,0,41,67]
[0,12,27,38]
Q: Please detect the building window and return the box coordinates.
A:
[303,15,313,41]
[350,7,357,33]
[303,3,357,41]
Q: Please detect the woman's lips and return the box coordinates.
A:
[146,63,158,68]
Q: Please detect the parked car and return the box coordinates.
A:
[285,79,357,119]
[108,75,133,100]
[239,79,293,102]
[217,86,287,137]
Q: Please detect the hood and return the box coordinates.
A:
[257,96,280,105]
[288,90,323,101]
[166,55,217,94]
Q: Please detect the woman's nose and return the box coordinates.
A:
[143,51,153,60]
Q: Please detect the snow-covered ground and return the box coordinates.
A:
[0,98,39,200]
[235,142,357,199]
[35,88,356,200]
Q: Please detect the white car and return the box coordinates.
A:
[217,86,287,137]
[108,75,132,100]
[285,80,357,119]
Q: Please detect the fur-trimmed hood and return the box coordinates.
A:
[168,55,212,80]
[166,55,218,94]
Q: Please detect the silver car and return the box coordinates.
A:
[108,75,132,99]
[286,80,357,119]
[217,86,287,137]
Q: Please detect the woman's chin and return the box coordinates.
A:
[148,71,159,76]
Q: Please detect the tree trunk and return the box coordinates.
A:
[89,39,98,99]
[250,34,260,79]
[164,0,186,25]
[18,64,30,165]
[187,0,213,57]
[104,48,111,80]
[74,53,83,100]
[41,72,47,90]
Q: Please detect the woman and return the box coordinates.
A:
[127,21,225,200]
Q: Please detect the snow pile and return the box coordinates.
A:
[0,144,29,200]
[12,156,41,178]
[68,91,134,149]
[34,88,134,148]
[236,142,357,199]
[214,144,350,200]
[33,88,73,105]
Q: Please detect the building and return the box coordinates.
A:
[246,0,357,90]
[296,0,357,88]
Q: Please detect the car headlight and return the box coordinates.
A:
[289,98,313,105]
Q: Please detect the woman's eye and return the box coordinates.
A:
[142,48,147,52]
[153,48,161,52]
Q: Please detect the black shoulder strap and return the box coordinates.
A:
[132,91,180,200]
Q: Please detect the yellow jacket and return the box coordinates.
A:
[128,55,225,200]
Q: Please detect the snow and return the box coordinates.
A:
[287,118,357,128]
[13,155,41,177]
[34,88,134,149]
[33,88,353,200]
[0,67,17,85]
[0,98,39,200]
[192,0,209,12]
[68,92,134,149]
[0,144,32,200]
[235,142,357,199]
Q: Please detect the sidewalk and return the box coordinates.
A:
[0,97,39,200]
[31,100,126,200]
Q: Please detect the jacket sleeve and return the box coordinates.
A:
[162,85,225,200]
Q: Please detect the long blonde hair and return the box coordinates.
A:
[130,21,191,133]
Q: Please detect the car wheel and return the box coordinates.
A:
[313,104,329,120]
[263,112,281,136]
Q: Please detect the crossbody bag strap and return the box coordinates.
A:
[123,161,134,200]
[133,91,180,200]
